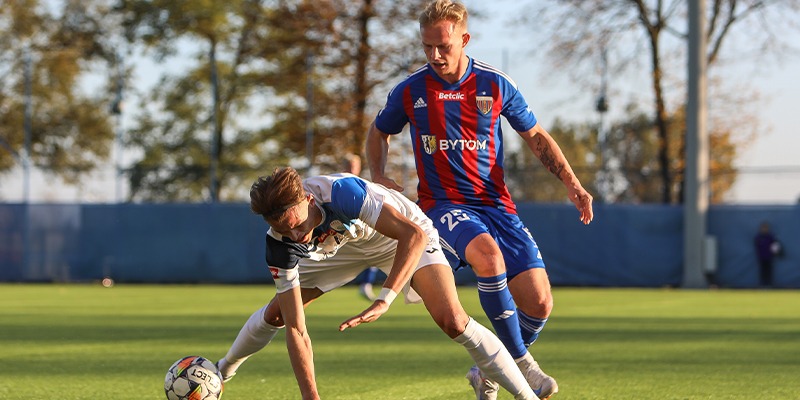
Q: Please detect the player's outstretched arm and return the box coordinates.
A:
[339,205,425,331]
[366,121,404,192]
[520,122,594,225]
[277,287,320,400]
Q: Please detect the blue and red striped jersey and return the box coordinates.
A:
[375,57,537,214]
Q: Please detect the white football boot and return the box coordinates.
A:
[516,354,558,399]
[466,365,500,400]
[215,361,235,383]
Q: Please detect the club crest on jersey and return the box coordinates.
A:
[421,135,438,154]
[476,95,493,115]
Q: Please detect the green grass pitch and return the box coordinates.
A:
[1,284,798,399]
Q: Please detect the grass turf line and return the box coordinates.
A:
[0,284,798,399]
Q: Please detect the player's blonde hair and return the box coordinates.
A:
[250,167,306,222]
[419,0,468,31]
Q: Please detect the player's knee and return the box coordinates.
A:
[435,311,471,338]
[263,302,285,327]
[519,294,553,318]
[469,252,505,276]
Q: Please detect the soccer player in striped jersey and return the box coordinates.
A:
[366,1,594,399]
[216,167,537,400]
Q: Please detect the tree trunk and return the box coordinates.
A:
[646,24,672,204]
[352,0,373,155]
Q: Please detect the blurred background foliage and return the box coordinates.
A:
[0,0,797,203]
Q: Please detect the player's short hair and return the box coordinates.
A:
[250,167,305,221]
[419,0,468,31]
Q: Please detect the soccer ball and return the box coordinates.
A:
[164,355,224,400]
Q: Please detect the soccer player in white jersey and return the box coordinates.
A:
[216,167,538,400]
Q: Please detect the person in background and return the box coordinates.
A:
[365,1,594,398]
[754,221,782,287]
[342,153,381,301]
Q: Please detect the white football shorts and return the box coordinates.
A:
[298,230,447,304]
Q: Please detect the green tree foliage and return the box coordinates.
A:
[120,0,278,201]
[507,104,744,204]
[589,104,742,204]
[0,0,117,183]
[506,120,599,203]
[522,0,799,203]
[120,0,426,202]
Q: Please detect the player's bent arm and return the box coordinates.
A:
[276,287,320,400]
[373,204,427,299]
[366,121,403,192]
[338,206,426,331]
[519,122,594,224]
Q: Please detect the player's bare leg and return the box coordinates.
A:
[411,263,535,400]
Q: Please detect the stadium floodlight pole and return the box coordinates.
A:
[683,0,710,288]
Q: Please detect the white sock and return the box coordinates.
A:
[515,352,536,369]
[453,318,535,400]
[217,304,283,378]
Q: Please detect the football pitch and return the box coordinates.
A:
[1,284,798,400]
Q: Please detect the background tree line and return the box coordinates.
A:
[1,0,797,203]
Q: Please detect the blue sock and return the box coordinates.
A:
[518,310,547,347]
[363,267,378,284]
[477,273,527,359]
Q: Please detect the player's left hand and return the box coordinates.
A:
[338,300,391,331]
[567,184,594,225]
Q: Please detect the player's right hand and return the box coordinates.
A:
[338,300,391,331]
[373,176,404,192]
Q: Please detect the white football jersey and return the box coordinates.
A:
[265,173,434,293]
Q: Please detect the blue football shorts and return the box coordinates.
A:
[426,203,546,279]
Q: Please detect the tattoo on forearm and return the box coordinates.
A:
[535,136,569,181]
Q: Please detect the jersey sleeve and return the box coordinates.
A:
[265,233,308,293]
[269,265,299,294]
[374,83,409,135]
[500,78,538,132]
[330,177,385,227]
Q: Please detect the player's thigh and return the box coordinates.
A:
[508,268,553,318]
[463,233,506,277]
[488,209,546,277]
[428,205,503,275]
[410,263,470,338]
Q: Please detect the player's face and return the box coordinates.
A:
[421,20,469,83]
[268,195,317,243]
